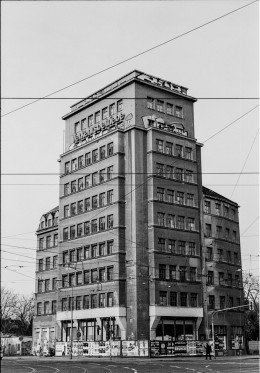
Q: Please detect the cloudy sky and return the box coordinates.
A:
[1,0,259,295]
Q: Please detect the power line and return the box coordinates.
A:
[241,217,259,236]
[1,0,258,118]
[2,97,259,100]
[1,172,259,176]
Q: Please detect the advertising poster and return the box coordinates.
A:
[122,341,139,356]
[90,342,100,356]
[98,341,109,356]
[187,341,197,356]
[195,341,206,356]
[174,341,187,356]
[231,335,243,350]
[160,342,167,355]
[166,341,175,356]
[55,342,67,357]
[138,340,149,357]
[82,342,90,356]
[215,335,226,351]
[111,341,121,356]
[150,341,160,357]
[72,341,83,356]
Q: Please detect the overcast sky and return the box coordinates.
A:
[1,0,259,295]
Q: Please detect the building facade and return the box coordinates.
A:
[33,70,244,353]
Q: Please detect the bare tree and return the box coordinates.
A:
[13,295,35,335]
[243,273,259,341]
[0,286,19,334]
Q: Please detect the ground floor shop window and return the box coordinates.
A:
[156,318,196,341]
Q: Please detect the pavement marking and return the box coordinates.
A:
[170,366,181,369]
[185,369,195,371]
[71,365,88,373]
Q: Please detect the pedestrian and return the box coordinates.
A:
[205,342,212,360]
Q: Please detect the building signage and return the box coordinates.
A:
[142,114,188,137]
[137,73,188,95]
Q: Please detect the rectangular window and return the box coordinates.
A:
[209,295,215,309]
[71,202,76,216]
[205,224,212,237]
[167,214,175,228]
[99,267,106,282]
[91,294,98,308]
[204,201,211,213]
[77,247,83,261]
[68,297,74,311]
[63,251,68,264]
[107,190,113,204]
[100,145,106,159]
[117,99,123,112]
[92,149,98,163]
[78,156,84,169]
[107,166,113,180]
[84,245,90,259]
[78,178,84,191]
[187,193,194,206]
[234,252,238,265]
[62,298,68,311]
[99,217,106,231]
[227,272,232,286]
[76,296,82,310]
[100,169,106,183]
[78,200,83,214]
[178,241,186,255]
[69,249,75,262]
[167,190,174,203]
[190,293,197,307]
[64,183,70,196]
[165,141,173,155]
[107,293,113,307]
[92,172,98,185]
[84,198,90,211]
[92,195,98,209]
[227,251,232,262]
[64,205,70,218]
[168,239,176,253]
[99,192,105,207]
[85,153,91,165]
[77,223,83,237]
[231,208,236,220]
[219,272,224,286]
[157,100,164,112]
[99,243,106,256]
[188,242,196,256]
[46,257,50,270]
[52,300,57,314]
[175,144,183,158]
[70,225,76,239]
[190,267,197,282]
[207,271,214,285]
[159,264,166,280]
[178,216,185,229]
[95,111,100,124]
[224,205,229,217]
[215,203,221,215]
[107,215,114,229]
[107,266,114,281]
[71,159,77,171]
[107,240,113,255]
[71,180,77,193]
[185,147,192,160]
[170,292,177,306]
[109,103,116,116]
[169,265,176,280]
[53,256,58,268]
[76,272,83,285]
[176,191,184,204]
[91,244,98,258]
[220,296,225,309]
[229,297,234,307]
[84,270,90,284]
[88,115,94,126]
[216,225,222,238]
[158,238,166,252]
[159,291,167,306]
[180,292,187,307]
[147,97,154,109]
[187,217,195,231]
[91,269,98,283]
[65,161,70,174]
[180,267,187,281]
[156,139,163,152]
[207,247,213,261]
[99,293,106,308]
[38,279,43,293]
[175,106,183,118]
[46,236,51,249]
[185,170,193,183]
[232,230,237,241]
[156,163,164,176]
[81,118,86,129]
[225,228,230,239]
[166,165,174,179]
[85,174,91,187]
[166,103,173,115]
[44,301,50,315]
[175,168,183,181]
[63,228,68,241]
[107,142,114,156]
[102,107,108,120]
[157,212,165,226]
[45,279,50,292]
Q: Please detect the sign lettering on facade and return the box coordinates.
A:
[142,114,188,137]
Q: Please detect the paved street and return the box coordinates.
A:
[1,357,259,373]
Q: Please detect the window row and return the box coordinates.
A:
[156,188,196,207]
[64,166,114,196]
[208,295,241,310]
[38,256,58,272]
[207,271,241,288]
[204,200,236,220]
[157,238,197,256]
[61,266,114,287]
[39,234,58,250]
[157,212,197,231]
[63,215,114,241]
[64,190,113,219]
[156,139,193,159]
[63,241,114,263]
[74,100,123,133]
[156,163,194,183]
[61,292,114,311]
[38,277,58,293]
[147,97,183,118]
[205,224,238,242]
[158,264,198,282]
[37,300,57,315]
[159,291,198,307]
[39,216,58,230]
[65,143,114,174]
[206,247,240,265]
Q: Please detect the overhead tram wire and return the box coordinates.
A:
[2,97,259,100]
[1,0,258,118]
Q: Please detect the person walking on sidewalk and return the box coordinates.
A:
[205,343,212,360]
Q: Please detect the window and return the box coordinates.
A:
[63,228,69,241]
[65,161,70,174]
[232,230,237,241]
[117,99,123,112]
[46,257,51,270]
[71,159,77,171]
[234,252,238,265]
[187,217,195,231]
[91,244,98,258]
[209,295,215,310]
[157,100,164,112]
[156,139,163,152]
[102,107,108,120]
[216,225,222,238]
[100,169,106,183]
[45,279,50,292]
[100,145,106,159]
[175,168,183,181]
[227,273,232,286]
[159,291,167,306]
[158,238,166,252]
[187,193,194,206]
[107,166,113,180]
[220,296,225,309]
[107,215,114,229]
[175,106,183,118]
[205,224,212,237]
[78,200,83,214]
[91,219,98,233]
[167,190,174,203]
[46,236,51,249]
[158,212,165,226]
[81,118,86,129]
[175,144,183,157]
[180,292,187,307]
[76,296,82,310]
[52,300,57,314]
[156,163,164,176]
[85,152,91,165]
[95,111,100,124]
[85,174,91,187]
[99,243,105,256]
[71,203,76,216]
[92,149,98,163]
[207,271,214,285]
[178,241,186,255]
[219,272,224,286]
[91,269,99,284]
[215,203,221,215]
[178,216,185,229]
[44,301,50,315]
[107,292,113,307]
[99,192,106,206]
[227,251,232,262]
[107,240,113,255]
[224,205,229,217]
[84,245,90,259]
[166,103,173,115]
[54,235,58,248]
[165,141,173,155]
[38,279,43,293]
[207,247,213,261]
[190,293,198,307]
[204,201,211,214]
[70,225,76,239]
[107,266,114,281]
[180,267,187,281]
[78,178,84,190]
[47,218,52,227]
[225,228,230,239]
[190,267,197,282]
[99,217,106,231]
[170,292,177,306]
[107,142,114,156]
[69,249,76,262]
[107,190,113,204]
[109,103,116,116]
[71,180,77,193]
[159,264,166,280]
[169,265,177,280]
[92,172,98,185]
[77,223,83,237]
[53,256,58,268]
[69,297,74,311]
[78,156,84,169]
[77,247,83,261]
[52,278,57,291]
[166,165,174,179]
[168,239,176,253]
[84,270,90,284]
[176,191,184,204]
[188,242,196,256]
[147,97,154,109]
[99,293,106,308]
[62,298,68,311]
[99,267,106,282]
[84,198,90,211]
[63,251,68,264]
[185,147,192,160]
[92,195,98,209]
[185,170,193,183]
[167,214,175,228]
[231,208,236,220]
[64,183,70,196]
